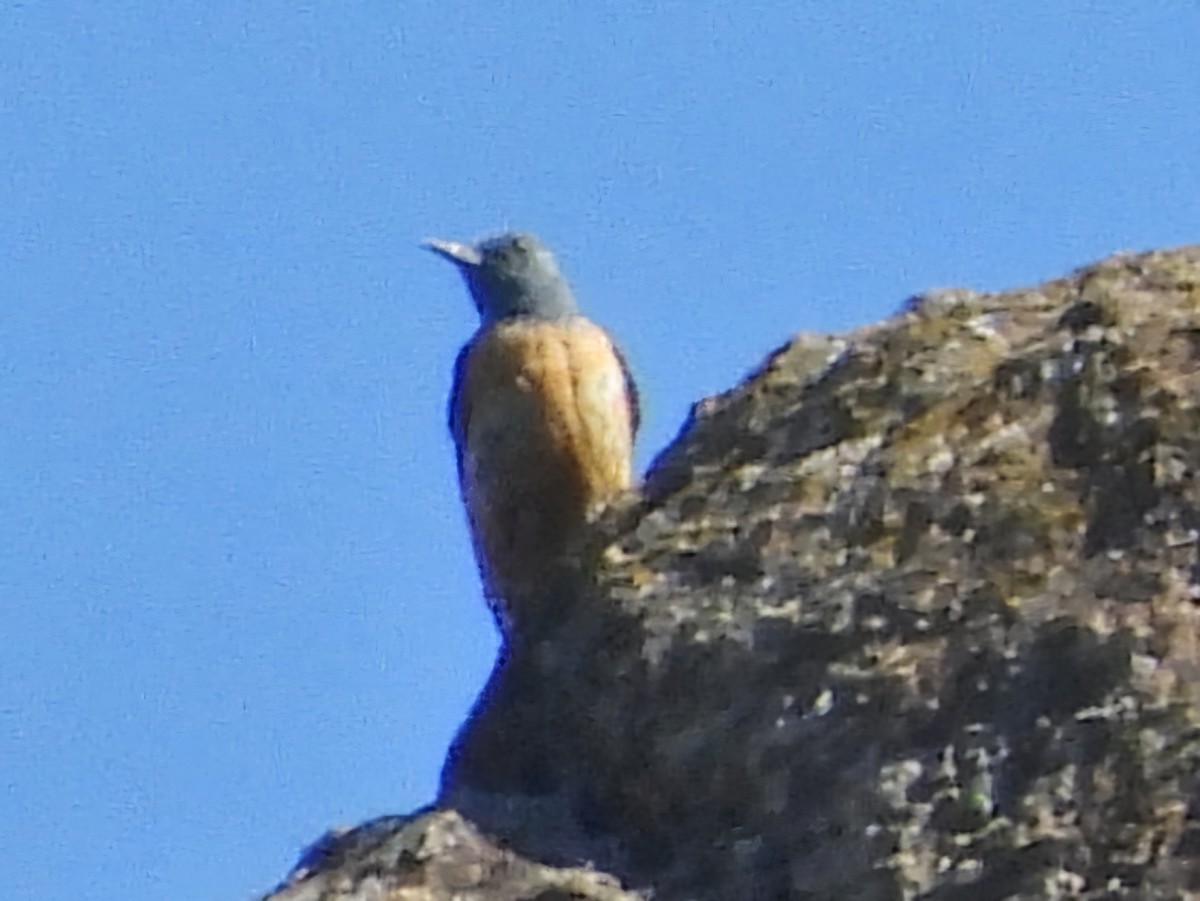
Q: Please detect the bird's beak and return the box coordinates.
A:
[421,238,482,268]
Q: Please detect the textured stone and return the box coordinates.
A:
[263,809,640,901]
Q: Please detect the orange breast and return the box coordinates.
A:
[452,317,635,620]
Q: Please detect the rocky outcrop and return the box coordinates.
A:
[265,246,1200,900]
[264,810,640,901]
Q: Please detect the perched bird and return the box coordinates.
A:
[425,232,639,637]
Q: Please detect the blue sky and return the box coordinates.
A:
[2,3,1196,899]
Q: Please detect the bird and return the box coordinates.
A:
[425,232,639,639]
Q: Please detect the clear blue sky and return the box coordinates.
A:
[2,3,1196,899]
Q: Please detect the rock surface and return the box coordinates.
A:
[264,809,639,901]
[265,247,1200,900]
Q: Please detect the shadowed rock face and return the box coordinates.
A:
[266,247,1200,900]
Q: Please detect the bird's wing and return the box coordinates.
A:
[612,341,641,439]
[447,340,474,481]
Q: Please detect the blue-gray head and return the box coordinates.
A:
[423,232,579,323]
